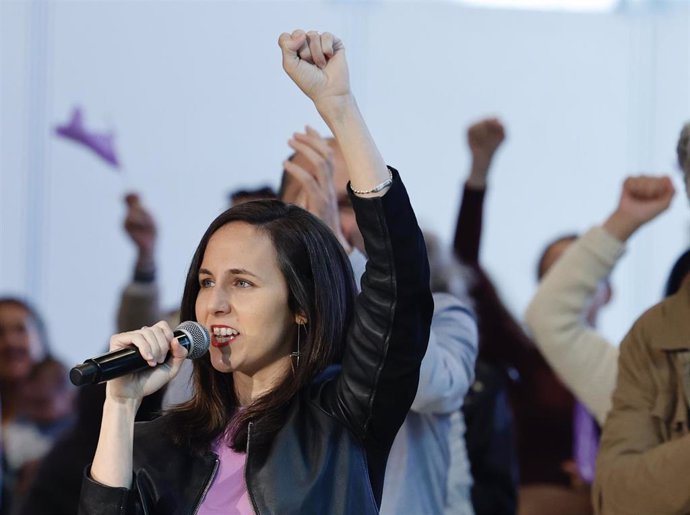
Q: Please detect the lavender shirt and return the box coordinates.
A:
[197,439,253,515]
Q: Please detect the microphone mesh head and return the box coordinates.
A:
[175,321,210,360]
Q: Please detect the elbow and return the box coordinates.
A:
[411,391,465,414]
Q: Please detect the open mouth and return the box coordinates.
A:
[211,325,239,348]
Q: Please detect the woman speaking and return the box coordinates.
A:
[79,29,433,515]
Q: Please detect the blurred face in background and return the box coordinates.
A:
[538,236,611,325]
[538,238,575,281]
[0,303,46,384]
[21,360,74,426]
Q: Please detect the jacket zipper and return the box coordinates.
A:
[192,456,220,515]
[245,421,261,515]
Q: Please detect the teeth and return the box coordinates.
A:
[213,327,238,337]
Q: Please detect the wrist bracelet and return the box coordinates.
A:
[351,168,393,195]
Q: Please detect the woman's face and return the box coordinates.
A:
[0,304,45,383]
[195,222,297,381]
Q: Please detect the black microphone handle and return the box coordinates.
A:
[69,330,191,386]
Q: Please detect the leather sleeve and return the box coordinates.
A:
[319,168,433,446]
[78,467,142,515]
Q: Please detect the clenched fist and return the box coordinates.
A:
[278,30,350,114]
[604,175,675,242]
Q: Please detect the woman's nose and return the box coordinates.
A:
[208,288,231,315]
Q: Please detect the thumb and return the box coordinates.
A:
[168,337,189,373]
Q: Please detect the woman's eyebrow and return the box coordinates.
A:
[199,267,259,278]
[228,268,259,278]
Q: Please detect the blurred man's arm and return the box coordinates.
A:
[116,194,162,332]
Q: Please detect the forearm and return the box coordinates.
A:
[117,281,161,332]
[90,398,138,488]
[453,185,486,264]
[134,246,155,276]
[332,173,433,442]
[411,295,477,414]
[602,210,643,243]
[316,95,389,198]
[466,157,491,189]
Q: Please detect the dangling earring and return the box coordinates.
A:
[291,322,303,369]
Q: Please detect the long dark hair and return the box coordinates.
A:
[166,200,357,453]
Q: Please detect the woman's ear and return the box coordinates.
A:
[295,312,308,325]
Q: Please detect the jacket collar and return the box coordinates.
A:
[652,280,690,351]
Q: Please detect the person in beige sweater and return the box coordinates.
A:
[525,174,675,426]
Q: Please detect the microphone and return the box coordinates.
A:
[69,321,210,386]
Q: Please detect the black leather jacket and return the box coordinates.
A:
[79,171,433,515]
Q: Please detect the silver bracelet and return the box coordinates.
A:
[351,168,393,195]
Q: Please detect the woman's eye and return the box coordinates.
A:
[199,278,214,288]
[236,279,252,288]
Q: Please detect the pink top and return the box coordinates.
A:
[197,438,254,515]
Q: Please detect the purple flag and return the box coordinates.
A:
[55,107,120,168]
